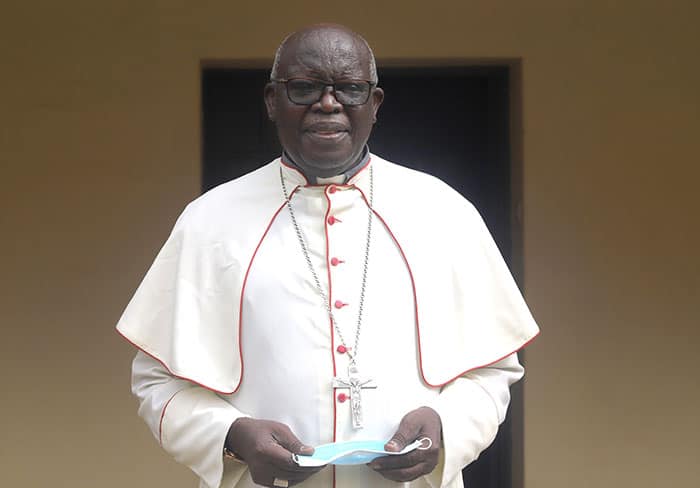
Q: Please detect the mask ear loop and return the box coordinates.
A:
[416,437,433,450]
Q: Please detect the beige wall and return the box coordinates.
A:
[2,1,698,486]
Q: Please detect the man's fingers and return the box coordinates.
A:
[272,425,314,455]
[269,465,324,481]
[371,449,439,482]
[385,418,421,452]
[231,418,323,488]
[371,462,432,483]
[370,449,424,470]
[265,442,314,472]
[248,446,323,487]
[249,454,322,487]
[385,420,426,452]
[385,406,442,452]
[385,431,414,452]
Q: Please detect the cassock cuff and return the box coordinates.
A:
[426,378,500,486]
[160,388,248,488]
[424,354,523,486]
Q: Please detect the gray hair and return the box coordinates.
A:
[270,29,378,84]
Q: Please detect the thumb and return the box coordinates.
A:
[385,418,420,453]
[274,426,315,456]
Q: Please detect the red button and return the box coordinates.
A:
[337,393,348,402]
[334,300,347,309]
[327,216,336,225]
[330,257,342,266]
[337,345,347,354]
[328,185,337,194]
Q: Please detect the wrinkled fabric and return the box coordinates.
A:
[120,155,539,487]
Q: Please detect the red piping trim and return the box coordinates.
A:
[364,205,444,387]
[329,168,364,488]
[236,198,293,394]
[324,190,339,444]
[357,188,540,388]
[280,156,373,189]
[115,197,292,396]
[158,391,180,446]
[115,329,234,394]
[280,157,309,185]
[421,332,541,387]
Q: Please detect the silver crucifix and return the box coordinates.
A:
[332,363,377,429]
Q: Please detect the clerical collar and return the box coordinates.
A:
[281,146,371,184]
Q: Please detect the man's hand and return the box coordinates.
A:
[226,417,324,487]
[369,406,442,482]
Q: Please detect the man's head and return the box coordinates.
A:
[265,24,384,178]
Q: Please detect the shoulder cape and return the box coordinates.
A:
[116,155,539,393]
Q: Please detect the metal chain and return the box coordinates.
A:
[280,166,374,365]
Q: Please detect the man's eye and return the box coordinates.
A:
[338,82,364,94]
[290,81,318,94]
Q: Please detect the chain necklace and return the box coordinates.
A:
[280,166,376,429]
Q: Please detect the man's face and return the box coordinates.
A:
[265,30,384,178]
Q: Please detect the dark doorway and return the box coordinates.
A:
[202,65,521,488]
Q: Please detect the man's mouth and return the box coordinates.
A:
[305,123,349,139]
[308,130,347,140]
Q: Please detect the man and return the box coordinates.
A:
[117,24,539,488]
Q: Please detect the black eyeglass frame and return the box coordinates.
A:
[270,77,377,106]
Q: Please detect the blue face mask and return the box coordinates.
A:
[293,438,432,467]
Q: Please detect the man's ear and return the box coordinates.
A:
[371,87,384,123]
[264,83,277,121]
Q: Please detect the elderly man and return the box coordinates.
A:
[117,24,539,488]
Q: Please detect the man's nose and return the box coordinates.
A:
[315,86,342,113]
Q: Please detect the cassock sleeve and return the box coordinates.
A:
[131,351,249,488]
[425,353,524,488]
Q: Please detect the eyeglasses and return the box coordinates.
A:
[270,77,376,106]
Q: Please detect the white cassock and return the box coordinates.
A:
[117,154,540,488]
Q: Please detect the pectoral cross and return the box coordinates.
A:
[332,363,377,429]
